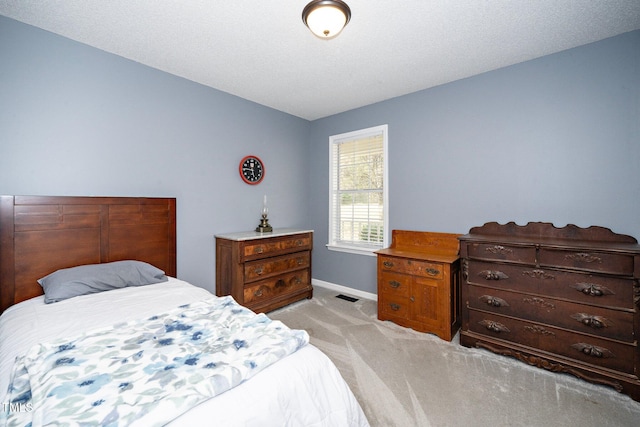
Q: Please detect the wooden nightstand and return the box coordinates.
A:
[215,229,313,313]
[375,230,461,341]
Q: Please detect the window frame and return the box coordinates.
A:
[327,124,389,256]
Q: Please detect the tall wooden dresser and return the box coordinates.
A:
[459,222,640,402]
[215,229,313,313]
[376,230,461,341]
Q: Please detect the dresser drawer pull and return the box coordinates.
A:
[571,313,611,329]
[389,280,401,289]
[565,253,602,264]
[522,269,555,280]
[479,295,509,308]
[383,261,394,268]
[478,270,509,281]
[571,282,613,297]
[297,258,304,265]
[571,343,614,359]
[425,268,440,276]
[389,303,401,311]
[295,239,304,246]
[254,267,264,275]
[254,289,264,297]
[479,320,510,333]
[254,246,264,254]
[294,276,302,285]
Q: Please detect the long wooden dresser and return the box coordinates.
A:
[215,229,313,313]
[376,230,461,341]
[459,222,640,402]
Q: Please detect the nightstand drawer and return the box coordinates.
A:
[379,256,443,279]
[379,295,410,319]
[379,272,411,297]
[242,233,312,261]
[244,251,310,282]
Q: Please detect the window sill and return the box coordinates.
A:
[326,244,378,257]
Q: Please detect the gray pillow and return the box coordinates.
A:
[38,260,168,304]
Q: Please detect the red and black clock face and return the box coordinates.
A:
[239,155,265,185]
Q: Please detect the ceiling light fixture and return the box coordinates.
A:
[302,0,351,39]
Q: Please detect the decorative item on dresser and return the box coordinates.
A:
[375,230,461,341]
[458,222,640,402]
[215,229,313,313]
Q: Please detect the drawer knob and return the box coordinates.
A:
[571,313,611,329]
[478,270,509,281]
[297,258,304,265]
[390,303,401,311]
[254,246,264,254]
[479,320,510,333]
[389,280,401,289]
[572,282,613,297]
[254,289,264,297]
[254,267,264,275]
[425,268,440,276]
[383,261,394,268]
[571,343,614,359]
[479,295,509,308]
[295,239,304,246]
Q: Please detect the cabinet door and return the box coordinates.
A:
[412,277,445,330]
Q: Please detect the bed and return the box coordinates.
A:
[0,196,368,426]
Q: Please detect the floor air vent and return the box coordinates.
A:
[336,294,359,302]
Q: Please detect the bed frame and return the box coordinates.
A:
[0,196,176,313]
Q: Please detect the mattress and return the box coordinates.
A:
[0,278,369,426]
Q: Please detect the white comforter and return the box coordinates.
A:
[0,278,369,426]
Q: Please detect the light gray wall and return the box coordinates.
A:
[309,30,640,294]
[2,16,638,297]
[0,16,311,294]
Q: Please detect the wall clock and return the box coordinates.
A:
[239,155,265,185]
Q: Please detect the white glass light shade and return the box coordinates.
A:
[302,0,351,39]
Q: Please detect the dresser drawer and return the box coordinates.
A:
[466,260,634,310]
[467,310,636,374]
[242,233,312,261]
[538,247,636,276]
[379,256,443,279]
[243,269,310,305]
[465,285,634,342]
[244,251,310,282]
[379,271,411,297]
[465,242,536,264]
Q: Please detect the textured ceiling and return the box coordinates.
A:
[1,0,639,120]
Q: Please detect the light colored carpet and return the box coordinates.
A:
[269,286,640,427]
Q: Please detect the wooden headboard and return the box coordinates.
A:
[0,196,176,313]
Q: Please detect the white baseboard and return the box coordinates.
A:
[312,278,377,302]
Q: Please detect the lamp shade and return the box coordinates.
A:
[302,0,351,39]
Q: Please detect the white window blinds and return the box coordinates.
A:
[329,125,388,254]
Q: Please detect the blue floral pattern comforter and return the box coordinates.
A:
[2,296,309,426]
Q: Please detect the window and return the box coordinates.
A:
[328,124,388,256]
